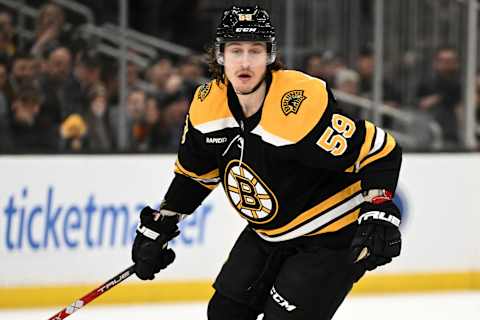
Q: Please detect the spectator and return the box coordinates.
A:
[127,61,149,91]
[146,57,174,99]
[0,61,10,152]
[101,57,120,106]
[177,55,205,101]
[0,110,10,152]
[9,53,38,93]
[0,61,13,114]
[30,3,71,57]
[334,68,362,119]
[85,84,113,151]
[67,51,103,114]
[0,11,16,57]
[416,46,461,146]
[304,51,345,84]
[0,26,14,62]
[110,88,148,151]
[144,94,170,151]
[356,46,400,107]
[0,11,14,40]
[5,85,57,152]
[161,92,189,150]
[304,52,324,79]
[178,55,205,83]
[39,46,74,129]
[320,50,346,84]
[46,46,72,81]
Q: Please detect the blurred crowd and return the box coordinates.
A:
[0,3,207,153]
[0,2,478,154]
[303,45,479,149]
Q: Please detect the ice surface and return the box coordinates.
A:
[1,291,479,320]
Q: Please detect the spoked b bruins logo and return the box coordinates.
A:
[224,160,278,224]
[197,82,212,102]
[281,90,307,115]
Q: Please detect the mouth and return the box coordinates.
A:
[237,72,252,81]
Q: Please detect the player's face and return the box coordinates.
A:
[223,41,268,95]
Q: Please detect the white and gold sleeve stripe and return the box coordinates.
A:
[345,122,396,173]
[251,125,295,146]
[254,181,364,242]
[255,193,364,242]
[174,159,220,190]
[193,117,238,134]
[368,127,386,156]
[358,131,396,170]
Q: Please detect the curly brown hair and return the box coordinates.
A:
[206,44,284,85]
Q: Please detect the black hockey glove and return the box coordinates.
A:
[132,206,183,280]
[350,200,401,271]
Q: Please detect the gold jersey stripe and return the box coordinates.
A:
[359,132,396,170]
[256,181,362,236]
[174,159,220,180]
[174,160,219,190]
[173,171,217,190]
[305,208,360,235]
[356,121,376,169]
[174,168,217,190]
[343,121,375,173]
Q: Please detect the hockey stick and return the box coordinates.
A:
[47,264,136,320]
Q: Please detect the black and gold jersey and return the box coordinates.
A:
[163,70,402,242]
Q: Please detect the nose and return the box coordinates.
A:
[240,52,251,68]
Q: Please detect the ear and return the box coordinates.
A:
[215,43,225,66]
[216,54,224,66]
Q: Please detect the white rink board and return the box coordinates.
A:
[0,154,479,287]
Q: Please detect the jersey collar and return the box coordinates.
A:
[227,71,273,132]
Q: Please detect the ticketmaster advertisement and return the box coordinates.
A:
[0,155,245,287]
[0,154,479,291]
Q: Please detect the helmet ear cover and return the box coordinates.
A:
[215,42,277,66]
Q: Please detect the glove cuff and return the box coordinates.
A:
[136,206,182,246]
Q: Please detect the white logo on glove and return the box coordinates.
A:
[358,211,401,227]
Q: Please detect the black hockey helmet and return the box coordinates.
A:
[215,5,277,65]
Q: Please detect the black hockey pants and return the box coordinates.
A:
[208,225,366,320]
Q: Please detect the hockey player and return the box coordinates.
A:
[131,5,402,320]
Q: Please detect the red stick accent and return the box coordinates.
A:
[47,265,135,320]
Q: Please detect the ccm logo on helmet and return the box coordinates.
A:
[358,211,401,227]
[270,286,297,312]
[236,27,257,32]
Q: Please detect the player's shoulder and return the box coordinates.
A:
[271,70,330,107]
[189,79,235,133]
[255,70,331,146]
[274,69,328,87]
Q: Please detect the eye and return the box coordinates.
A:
[229,48,242,55]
